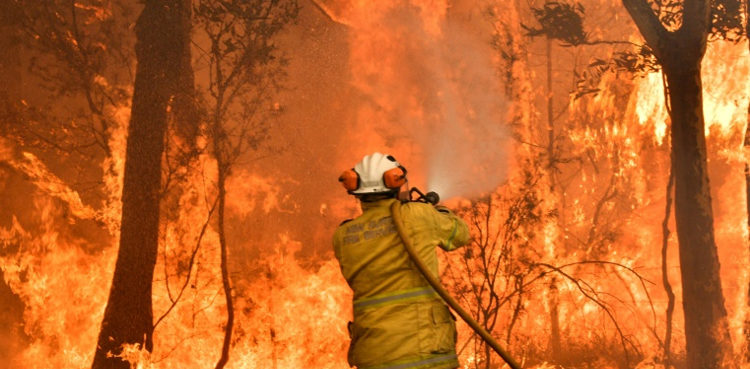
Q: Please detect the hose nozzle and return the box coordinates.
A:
[424,191,440,205]
[408,187,440,205]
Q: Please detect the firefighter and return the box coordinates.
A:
[334,152,470,369]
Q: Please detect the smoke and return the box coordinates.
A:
[420,25,511,200]
[215,0,513,253]
[340,1,511,200]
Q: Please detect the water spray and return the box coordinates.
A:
[391,195,522,369]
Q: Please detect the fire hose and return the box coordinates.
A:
[389,199,522,369]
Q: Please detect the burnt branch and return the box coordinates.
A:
[154,196,219,330]
[621,0,672,60]
[532,261,639,366]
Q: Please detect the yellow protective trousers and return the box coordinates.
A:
[334,198,470,369]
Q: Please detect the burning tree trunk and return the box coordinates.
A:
[745,95,750,362]
[622,1,733,368]
[544,36,563,363]
[661,153,676,368]
[92,1,189,367]
[190,2,298,366]
[214,156,234,369]
[745,1,750,361]
[666,56,733,369]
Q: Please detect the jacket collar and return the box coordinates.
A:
[360,198,399,212]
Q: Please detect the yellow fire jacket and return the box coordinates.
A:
[333,198,470,369]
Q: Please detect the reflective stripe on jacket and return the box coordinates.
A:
[333,198,470,369]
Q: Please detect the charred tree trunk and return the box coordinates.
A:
[163,0,198,221]
[548,279,562,362]
[544,35,563,365]
[744,85,750,362]
[744,3,750,361]
[661,161,676,368]
[546,37,555,177]
[212,74,234,368]
[622,1,734,368]
[214,161,235,369]
[664,56,733,369]
[172,0,199,154]
[92,2,188,368]
[746,74,750,363]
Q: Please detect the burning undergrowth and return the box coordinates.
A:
[1,0,749,368]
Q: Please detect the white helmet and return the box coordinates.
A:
[339,152,408,194]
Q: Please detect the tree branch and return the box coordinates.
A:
[154,196,219,330]
[621,0,671,60]
[534,262,634,365]
[581,39,642,47]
